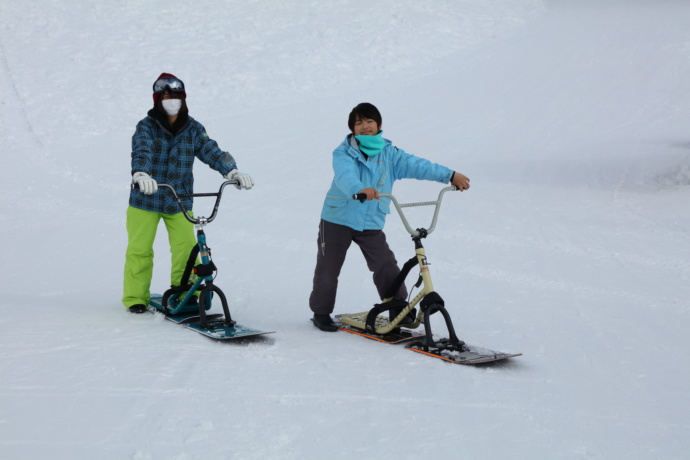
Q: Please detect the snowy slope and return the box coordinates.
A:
[2,0,690,459]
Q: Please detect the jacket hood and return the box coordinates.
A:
[148,104,190,135]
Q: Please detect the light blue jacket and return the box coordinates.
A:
[321,135,454,231]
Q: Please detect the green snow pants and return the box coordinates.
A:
[122,206,197,308]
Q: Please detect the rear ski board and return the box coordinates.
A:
[406,339,522,365]
[149,294,274,340]
[148,295,221,323]
[326,315,426,344]
[310,315,426,344]
[338,311,423,337]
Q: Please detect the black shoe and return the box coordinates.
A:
[128,304,148,314]
[312,314,339,332]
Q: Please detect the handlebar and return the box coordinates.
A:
[353,186,457,238]
[157,180,238,225]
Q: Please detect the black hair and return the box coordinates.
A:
[157,89,187,105]
[155,89,188,114]
[348,103,382,132]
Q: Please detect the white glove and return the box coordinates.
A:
[225,169,254,190]
[132,172,158,195]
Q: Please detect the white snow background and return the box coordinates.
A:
[1,0,690,458]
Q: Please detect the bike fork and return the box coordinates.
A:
[415,237,465,350]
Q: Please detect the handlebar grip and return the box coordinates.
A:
[353,193,367,203]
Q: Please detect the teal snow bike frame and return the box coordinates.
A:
[156,180,238,328]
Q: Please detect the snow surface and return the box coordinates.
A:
[2,0,690,458]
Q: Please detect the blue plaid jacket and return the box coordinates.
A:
[129,114,237,214]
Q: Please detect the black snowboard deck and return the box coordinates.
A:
[329,314,521,365]
[406,338,522,365]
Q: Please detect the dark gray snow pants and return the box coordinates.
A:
[309,219,407,315]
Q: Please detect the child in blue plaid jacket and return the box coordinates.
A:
[123,73,253,313]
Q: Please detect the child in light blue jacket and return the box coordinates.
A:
[310,103,470,331]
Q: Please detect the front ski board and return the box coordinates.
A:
[406,339,522,365]
[149,294,274,340]
[183,319,273,340]
[333,315,426,344]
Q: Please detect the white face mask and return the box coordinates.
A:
[162,99,182,116]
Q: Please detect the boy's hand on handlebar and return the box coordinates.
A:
[132,172,158,195]
[225,169,254,190]
[451,172,470,191]
[358,187,379,201]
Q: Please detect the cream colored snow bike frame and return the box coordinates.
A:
[340,186,458,335]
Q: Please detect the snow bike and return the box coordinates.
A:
[338,186,521,364]
[148,181,272,340]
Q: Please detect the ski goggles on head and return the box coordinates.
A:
[152,76,185,93]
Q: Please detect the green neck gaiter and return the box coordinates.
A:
[355,130,385,157]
